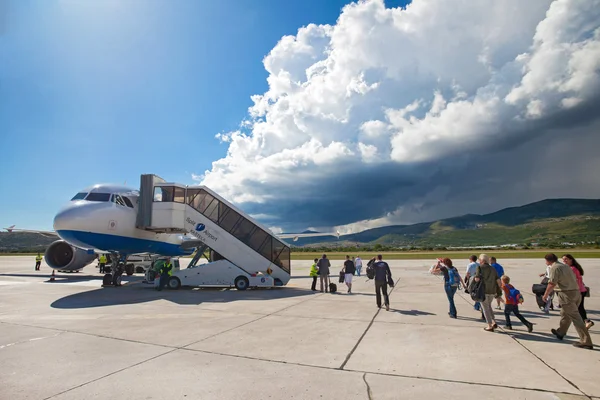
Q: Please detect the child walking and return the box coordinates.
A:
[501,275,533,332]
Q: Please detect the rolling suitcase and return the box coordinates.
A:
[339,271,345,283]
[329,282,337,293]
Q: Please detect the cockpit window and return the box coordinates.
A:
[71,192,87,201]
[122,197,134,208]
[114,195,126,207]
[86,193,111,202]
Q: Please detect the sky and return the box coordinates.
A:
[1,0,599,234]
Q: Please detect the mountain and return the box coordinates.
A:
[0,232,56,253]
[292,198,600,247]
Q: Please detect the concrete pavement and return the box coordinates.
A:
[0,256,598,399]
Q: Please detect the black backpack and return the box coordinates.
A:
[366,259,376,280]
[329,282,337,293]
[468,278,486,302]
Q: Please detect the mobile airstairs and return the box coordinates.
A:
[136,174,291,290]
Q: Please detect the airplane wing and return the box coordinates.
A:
[277,231,340,242]
[3,225,59,238]
[179,239,206,250]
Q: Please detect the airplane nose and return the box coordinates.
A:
[53,205,86,232]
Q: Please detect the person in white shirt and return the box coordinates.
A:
[354,256,363,276]
[539,264,555,313]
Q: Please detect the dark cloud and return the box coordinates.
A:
[246,102,600,231]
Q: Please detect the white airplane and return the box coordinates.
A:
[4,183,339,276]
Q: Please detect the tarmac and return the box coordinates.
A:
[0,255,598,400]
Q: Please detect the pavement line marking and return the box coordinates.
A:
[43,348,178,400]
[0,332,62,350]
[180,346,585,398]
[363,373,373,400]
[502,330,592,399]
[41,292,337,399]
[339,277,401,370]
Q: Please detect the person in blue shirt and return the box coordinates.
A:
[490,257,505,310]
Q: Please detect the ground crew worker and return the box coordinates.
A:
[309,258,318,291]
[157,257,173,291]
[99,254,107,273]
[35,253,42,271]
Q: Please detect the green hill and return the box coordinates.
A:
[0,232,56,253]
[293,199,600,247]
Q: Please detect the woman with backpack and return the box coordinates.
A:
[433,258,465,319]
[562,254,594,330]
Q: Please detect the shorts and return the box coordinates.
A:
[345,273,353,284]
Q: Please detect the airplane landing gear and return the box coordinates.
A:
[102,253,125,287]
[125,263,135,276]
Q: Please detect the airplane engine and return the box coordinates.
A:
[44,240,96,271]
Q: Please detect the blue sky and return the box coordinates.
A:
[0,0,409,230]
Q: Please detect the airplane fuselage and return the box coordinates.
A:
[54,184,192,257]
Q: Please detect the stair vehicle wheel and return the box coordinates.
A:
[102,274,113,286]
[234,276,249,291]
[125,263,135,276]
[168,277,181,290]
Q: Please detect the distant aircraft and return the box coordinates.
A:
[5,182,339,278]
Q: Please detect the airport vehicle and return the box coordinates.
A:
[5,174,339,287]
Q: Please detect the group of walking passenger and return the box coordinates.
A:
[310,254,393,310]
[432,253,594,350]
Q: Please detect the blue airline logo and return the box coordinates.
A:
[195,223,206,232]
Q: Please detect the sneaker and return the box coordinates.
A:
[527,323,534,333]
[551,329,564,340]
[385,305,390,311]
[506,325,513,330]
[573,342,593,350]
[496,306,502,310]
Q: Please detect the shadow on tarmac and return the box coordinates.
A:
[50,283,315,309]
[391,309,436,316]
[0,273,145,284]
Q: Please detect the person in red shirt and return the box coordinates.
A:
[501,275,533,332]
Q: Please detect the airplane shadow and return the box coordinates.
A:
[50,283,315,309]
[0,273,145,284]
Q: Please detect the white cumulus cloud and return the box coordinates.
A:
[197,0,600,233]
